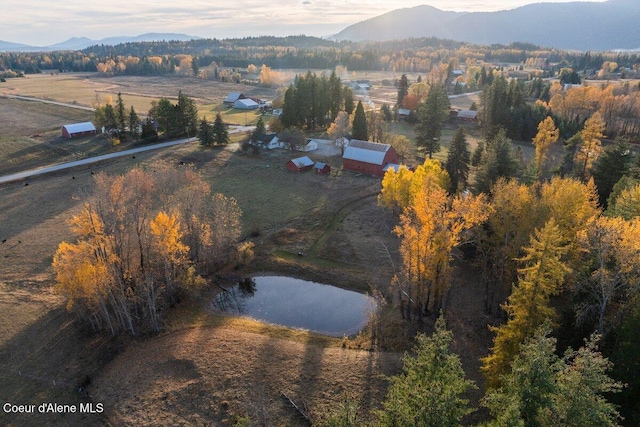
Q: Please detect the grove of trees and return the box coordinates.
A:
[53,166,245,335]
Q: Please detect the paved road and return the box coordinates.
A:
[0,138,196,185]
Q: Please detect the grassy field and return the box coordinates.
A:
[0,74,500,426]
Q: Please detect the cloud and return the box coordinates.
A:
[0,0,608,46]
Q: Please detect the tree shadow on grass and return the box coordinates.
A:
[0,305,122,427]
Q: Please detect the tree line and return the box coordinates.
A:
[4,36,640,77]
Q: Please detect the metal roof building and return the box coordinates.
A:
[61,122,96,139]
[287,156,315,172]
[342,140,398,176]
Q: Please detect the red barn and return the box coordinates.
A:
[61,122,96,139]
[286,156,314,172]
[314,162,331,175]
[342,140,398,176]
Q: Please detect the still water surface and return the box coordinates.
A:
[211,276,374,336]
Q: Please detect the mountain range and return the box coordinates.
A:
[333,0,640,51]
[0,33,200,52]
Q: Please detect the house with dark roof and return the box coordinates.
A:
[223,92,245,106]
[252,133,282,149]
[456,110,478,121]
[342,140,398,176]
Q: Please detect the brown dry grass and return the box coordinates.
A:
[0,77,498,426]
[91,325,402,426]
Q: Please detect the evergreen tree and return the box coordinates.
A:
[154,97,177,134]
[280,84,298,128]
[415,84,450,158]
[381,103,393,122]
[481,76,510,141]
[103,104,118,131]
[378,314,475,427]
[177,91,198,137]
[253,116,266,139]
[212,113,229,145]
[471,140,484,167]
[474,129,519,195]
[445,127,471,193]
[396,74,409,108]
[352,101,368,141]
[483,324,623,427]
[128,106,140,140]
[591,142,633,208]
[198,116,213,146]
[343,86,355,115]
[328,70,342,121]
[116,92,126,135]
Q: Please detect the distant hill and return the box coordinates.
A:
[333,0,640,51]
[0,33,201,52]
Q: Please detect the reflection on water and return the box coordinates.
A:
[211,276,374,337]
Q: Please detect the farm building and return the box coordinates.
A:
[299,139,318,152]
[456,110,478,121]
[61,122,96,139]
[287,156,314,173]
[314,162,331,175]
[234,98,259,110]
[397,109,411,121]
[342,140,398,177]
[223,92,245,105]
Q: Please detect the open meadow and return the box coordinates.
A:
[0,73,499,426]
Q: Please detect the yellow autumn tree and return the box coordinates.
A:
[540,176,600,262]
[378,159,449,215]
[53,166,245,335]
[532,116,559,179]
[479,178,543,313]
[395,182,488,320]
[576,216,640,336]
[482,219,571,387]
[577,112,606,179]
[608,182,640,220]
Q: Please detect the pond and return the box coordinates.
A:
[211,276,375,337]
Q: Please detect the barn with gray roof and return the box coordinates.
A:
[342,140,398,176]
[61,122,96,139]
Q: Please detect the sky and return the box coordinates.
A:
[2,0,608,46]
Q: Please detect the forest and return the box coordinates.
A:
[3,35,640,76]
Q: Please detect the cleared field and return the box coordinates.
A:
[0,73,279,120]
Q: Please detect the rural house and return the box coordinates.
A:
[61,122,96,139]
[223,92,245,106]
[287,156,314,173]
[252,133,283,149]
[342,140,398,176]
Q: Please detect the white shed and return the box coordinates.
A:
[299,139,318,152]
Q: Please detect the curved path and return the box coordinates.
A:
[0,138,195,184]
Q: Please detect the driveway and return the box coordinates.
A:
[0,138,196,185]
